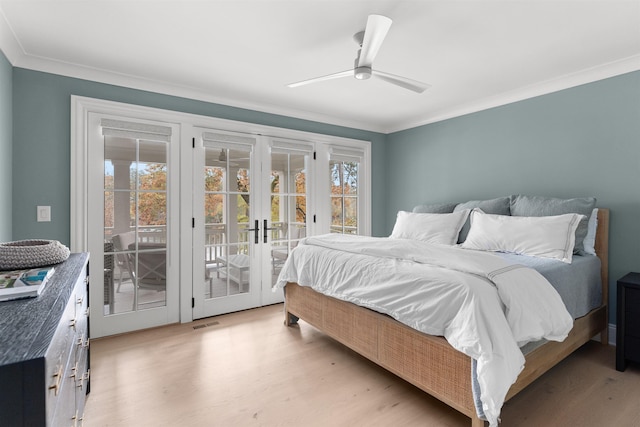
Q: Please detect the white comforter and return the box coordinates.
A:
[274,234,573,426]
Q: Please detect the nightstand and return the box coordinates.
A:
[616,272,640,371]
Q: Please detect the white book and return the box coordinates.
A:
[0,267,56,302]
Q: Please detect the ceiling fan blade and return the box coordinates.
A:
[287,70,353,88]
[358,14,392,67]
[372,70,431,93]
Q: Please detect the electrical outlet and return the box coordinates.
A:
[37,206,51,222]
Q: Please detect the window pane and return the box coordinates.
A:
[205,165,224,192]
[230,149,250,192]
[237,194,249,224]
[271,194,282,222]
[104,191,114,229]
[138,140,167,191]
[205,194,224,224]
[345,196,358,232]
[137,192,166,226]
[331,196,343,227]
[329,158,360,235]
[292,153,306,194]
[104,136,136,190]
[104,160,114,190]
[271,152,287,192]
[343,162,358,195]
[330,161,342,195]
[295,195,306,223]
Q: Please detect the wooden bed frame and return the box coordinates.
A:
[283,209,609,427]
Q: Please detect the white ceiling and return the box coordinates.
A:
[1,0,639,133]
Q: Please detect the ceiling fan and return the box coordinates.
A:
[288,14,430,94]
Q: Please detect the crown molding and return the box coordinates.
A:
[2,7,638,135]
[0,7,23,64]
[386,54,640,134]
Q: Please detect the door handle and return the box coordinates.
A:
[246,220,260,244]
[263,220,276,244]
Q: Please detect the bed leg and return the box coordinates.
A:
[284,311,299,326]
[601,327,609,346]
[470,416,487,427]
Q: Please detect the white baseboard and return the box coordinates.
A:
[609,323,616,346]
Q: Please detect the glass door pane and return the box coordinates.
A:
[103,136,167,314]
[269,150,308,286]
[204,147,253,299]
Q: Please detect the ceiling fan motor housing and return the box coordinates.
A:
[354,66,372,80]
[353,51,372,80]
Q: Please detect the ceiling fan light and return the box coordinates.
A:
[354,66,372,80]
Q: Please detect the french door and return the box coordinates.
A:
[86,113,181,337]
[192,129,313,318]
[73,96,370,336]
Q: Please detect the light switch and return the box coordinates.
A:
[37,206,51,222]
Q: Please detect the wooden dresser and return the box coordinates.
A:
[0,253,90,426]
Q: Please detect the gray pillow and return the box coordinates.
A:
[413,202,457,214]
[509,195,596,254]
[454,197,511,242]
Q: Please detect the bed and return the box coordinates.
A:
[277,199,609,427]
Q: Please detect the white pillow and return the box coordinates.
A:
[582,208,599,256]
[390,210,469,245]
[460,209,585,263]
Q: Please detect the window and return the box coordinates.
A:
[329,146,365,235]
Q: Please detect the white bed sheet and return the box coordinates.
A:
[274,234,573,427]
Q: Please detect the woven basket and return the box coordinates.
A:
[0,240,70,270]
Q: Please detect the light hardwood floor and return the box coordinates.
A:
[83,304,640,427]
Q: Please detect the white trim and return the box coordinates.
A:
[4,9,637,136]
[0,7,23,65]
[609,323,616,346]
[386,55,640,133]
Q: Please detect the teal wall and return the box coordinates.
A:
[0,51,11,241]
[11,68,387,244]
[8,55,638,326]
[387,70,640,324]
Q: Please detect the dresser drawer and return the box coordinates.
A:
[625,336,640,363]
[49,359,77,427]
[44,294,77,424]
[625,287,640,307]
[625,287,640,324]
[75,344,90,420]
[624,309,640,338]
[74,288,89,351]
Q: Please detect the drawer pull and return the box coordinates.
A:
[76,295,84,305]
[69,318,76,330]
[48,365,63,395]
[72,409,79,425]
[77,370,91,389]
[85,307,90,317]
[77,336,90,348]
[69,362,79,379]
